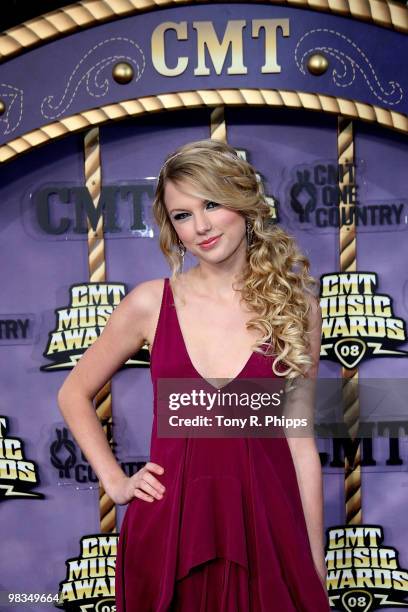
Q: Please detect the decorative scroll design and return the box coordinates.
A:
[0,83,23,135]
[295,28,403,106]
[41,37,145,120]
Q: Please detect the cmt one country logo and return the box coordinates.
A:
[49,425,146,486]
[325,525,408,610]
[42,282,149,371]
[286,162,406,231]
[0,415,44,499]
[319,272,408,369]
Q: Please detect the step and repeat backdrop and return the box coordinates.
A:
[1,1,408,610]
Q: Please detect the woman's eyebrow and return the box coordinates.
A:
[169,200,209,212]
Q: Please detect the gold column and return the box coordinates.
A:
[210,106,226,142]
[83,127,116,533]
[337,116,362,525]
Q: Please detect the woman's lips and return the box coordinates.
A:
[198,235,222,249]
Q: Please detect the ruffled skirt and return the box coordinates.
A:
[115,437,330,612]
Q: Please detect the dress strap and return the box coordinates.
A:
[150,277,193,380]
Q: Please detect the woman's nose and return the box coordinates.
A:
[194,212,212,233]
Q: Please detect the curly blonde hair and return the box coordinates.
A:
[152,139,319,383]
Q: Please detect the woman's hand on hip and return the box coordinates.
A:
[106,462,166,505]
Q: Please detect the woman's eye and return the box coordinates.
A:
[173,212,190,221]
[173,202,219,221]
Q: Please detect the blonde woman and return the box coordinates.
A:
[58,139,330,611]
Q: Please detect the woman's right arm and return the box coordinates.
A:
[57,280,165,505]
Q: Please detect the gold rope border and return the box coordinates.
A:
[83,127,116,532]
[337,117,362,525]
[1,88,408,164]
[0,0,407,62]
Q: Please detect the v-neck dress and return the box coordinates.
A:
[115,277,330,611]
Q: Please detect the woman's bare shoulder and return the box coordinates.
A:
[125,278,166,316]
[304,290,322,329]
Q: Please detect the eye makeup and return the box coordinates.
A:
[171,200,220,221]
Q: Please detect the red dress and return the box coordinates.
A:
[115,278,330,611]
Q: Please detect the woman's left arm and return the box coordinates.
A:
[285,294,327,585]
[287,434,327,584]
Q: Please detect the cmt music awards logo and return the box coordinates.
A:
[320,272,408,368]
[287,161,405,230]
[326,525,408,610]
[0,415,44,499]
[56,534,118,611]
[41,282,149,371]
